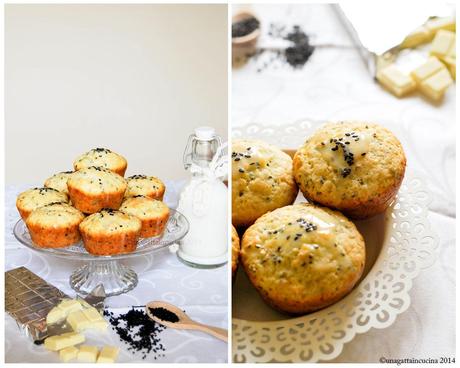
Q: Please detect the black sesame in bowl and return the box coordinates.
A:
[232,16,260,38]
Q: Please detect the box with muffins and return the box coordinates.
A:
[231,120,438,363]
[14,148,189,297]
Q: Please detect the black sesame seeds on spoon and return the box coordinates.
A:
[149,307,180,323]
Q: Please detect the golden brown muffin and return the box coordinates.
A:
[232,225,240,277]
[79,209,142,255]
[120,195,170,238]
[73,148,127,177]
[241,203,365,314]
[293,122,406,219]
[67,166,127,214]
[16,187,69,220]
[232,139,298,227]
[124,175,166,200]
[44,171,74,195]
[25,202,85,248]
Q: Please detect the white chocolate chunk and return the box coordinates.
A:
[46,307,66,325]
[411,57,445,83]
[59,346,79,362]
[420,68,453,102]
[82,307,102,322]
[67,310,91,332]
[44,332,85,351]
[377,64,416,97]
[77,345,99,363]
[426,16,456,34]
[401,26,431,48]
[58,299,83,314]
[97,346,119,363]
[442,56,456,80]
[430,30,455,59]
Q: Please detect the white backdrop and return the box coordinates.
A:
[5,4,228,184]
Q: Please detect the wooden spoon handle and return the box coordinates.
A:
[193,323,228,342]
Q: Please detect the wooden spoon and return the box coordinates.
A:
[145,301,228,342]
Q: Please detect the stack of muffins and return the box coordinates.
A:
[16,148,170,256]
[232,121,406,314]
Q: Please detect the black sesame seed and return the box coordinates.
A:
[104,307,166,359]
[149,307,179,323]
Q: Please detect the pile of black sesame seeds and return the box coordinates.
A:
[242,22,315,72]
[104,308,166,360]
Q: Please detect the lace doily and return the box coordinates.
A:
[232,122,439,363]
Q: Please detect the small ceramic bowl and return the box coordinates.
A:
[232,11,261,56]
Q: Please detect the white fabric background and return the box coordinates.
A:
[5,181,228,363]
[232,4,455,363]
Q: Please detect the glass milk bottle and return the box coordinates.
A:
[176,127,228,268]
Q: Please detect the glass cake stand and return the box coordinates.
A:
[13,209,189,297]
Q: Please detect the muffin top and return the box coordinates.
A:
[232,139,298,226]
[68,166,127,194]
[73,148,127,173]
[120,195,169,220]
[293,122,406,208]
[44,171,74,195]
[125,175,165,198]
[17,187,69,214]
[241,203,365,311]
[232,225,240,275]
[79,209,141,235]
[26,202,84,227]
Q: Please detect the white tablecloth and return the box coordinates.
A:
[5,181,228,363]
[232,4,455,363]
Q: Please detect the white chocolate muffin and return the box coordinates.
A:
[125,175,166,200]
[79,209,142,255]
[120,195,170,238]
[232,225,240,277]
[73,148,127,177]
[25,202,85,248]
[67,166,127,214]
[16,187,69,220]
[232,139,298,227]
[293,122,406,219]
[241,203,365,314]
[44,171,74,195]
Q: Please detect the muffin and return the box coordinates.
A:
[232,139,298,227]
[120,195,170,238]
[16,187,69,220]
[125,175,166,200]
[67,166,127,214]
[232,225,240,277]
[79,209,142,255]
[44,171,74,195]
[73,148,127,177]
[25,202,85,248]
[293,122,406,219]
[241,203,365,314]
